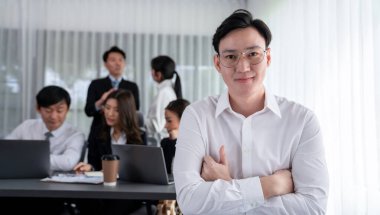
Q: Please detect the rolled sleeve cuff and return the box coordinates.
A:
[239,177,265,212]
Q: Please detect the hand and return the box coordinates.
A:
[95,88,116,110]
[260,169,294,199]
[201,145,232,181]
[73,162,93,173]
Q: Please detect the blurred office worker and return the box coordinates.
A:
[161,98,190,174]
[75,89,145,215]
[76,89,144,172]
[6,85,85,171]
[146,55,182,142]
[85,46,140,157]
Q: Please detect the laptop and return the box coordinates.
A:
[111,144,174,185]
[0,139,50,179]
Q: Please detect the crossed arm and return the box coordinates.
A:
[201,145,294,199]
[174,108,329,215]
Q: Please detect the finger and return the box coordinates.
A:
[73,162,83,170]
[107,88,116,94]
[203,156,215,166]
[219,145,228,166]
[200,164,209,180]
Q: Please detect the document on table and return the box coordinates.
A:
[41,171,103,184]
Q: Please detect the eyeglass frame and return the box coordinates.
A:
[217,46,268,68]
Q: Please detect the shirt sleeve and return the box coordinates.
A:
[84,81,100,117]
[277,111,329,214]
[50,131,85,171]
[173,107,265,215]
[146,90,175,135]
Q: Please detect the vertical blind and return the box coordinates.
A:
[0,0,245,137]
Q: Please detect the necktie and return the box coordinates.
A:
[44,132,53,142]
[112,80,119,89]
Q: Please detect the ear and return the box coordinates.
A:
[156,71,163,81]
[213,54,222,74]
[36,105,41,114]
[266,48,271,66]
[104,62,109,70]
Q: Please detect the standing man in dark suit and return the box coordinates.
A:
[85,46,140,159]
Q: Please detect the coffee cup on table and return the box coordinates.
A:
[101,154,120,186]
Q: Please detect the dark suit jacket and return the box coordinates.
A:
[88,125,146,171]
[85,77,140,148]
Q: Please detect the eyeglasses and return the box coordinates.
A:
[218,47,267,68]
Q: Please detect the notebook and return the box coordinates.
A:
[0,139,50,179]
[111,144,174,185]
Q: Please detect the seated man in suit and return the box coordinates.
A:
[6,85,85,172]
[85,45,140,160]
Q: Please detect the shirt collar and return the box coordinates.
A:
[108,75,123,83]
[42,120,68,138]
[215,90,231,117]
[215,88,282,118]
[264,89,282,118]
[158,79,173,89]
[110,127,127,145]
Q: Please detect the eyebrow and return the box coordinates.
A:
[220,46,261,54]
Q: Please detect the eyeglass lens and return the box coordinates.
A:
[219,47,266,68]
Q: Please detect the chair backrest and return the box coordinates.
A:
[79,140,89,162]
[136,111,144,128]
[147,136,159,147]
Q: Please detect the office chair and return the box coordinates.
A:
[79,140,89,162]
[136,111,145,128]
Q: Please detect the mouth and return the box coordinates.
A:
[48,121,58,125]
[106,119,115,124]
[235,76,254,83]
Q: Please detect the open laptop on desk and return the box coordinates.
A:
[0,139,50,179]
[112,144,174,185]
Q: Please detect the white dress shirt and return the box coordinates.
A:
[173,89,329,215]
[6,119,85,172]
[146,79,177,139]
[110,127,127,145]
[109,75,122,89]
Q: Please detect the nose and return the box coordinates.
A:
[50,111,58,119]
[108,110,116,117]
[235,54,251,73]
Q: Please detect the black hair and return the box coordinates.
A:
[151,55,182,99]
[102,46,126,62]
[212,9,272,53]
[165,98,190,119]
[36,85,71,108]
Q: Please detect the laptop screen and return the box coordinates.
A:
[112,144,173,185]
[0,139,50,179]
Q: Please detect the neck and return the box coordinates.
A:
[112,127,122,140]
[229,87,265,117]
[110,74,122,80]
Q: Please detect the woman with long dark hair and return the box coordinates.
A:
[74,89,145,215]
[75,89,143,171]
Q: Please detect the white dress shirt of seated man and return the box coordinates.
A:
[6,85,85,172]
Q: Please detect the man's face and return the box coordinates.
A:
[105,52,126,78]
[214,27,271,98]
[37,100,69,131]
